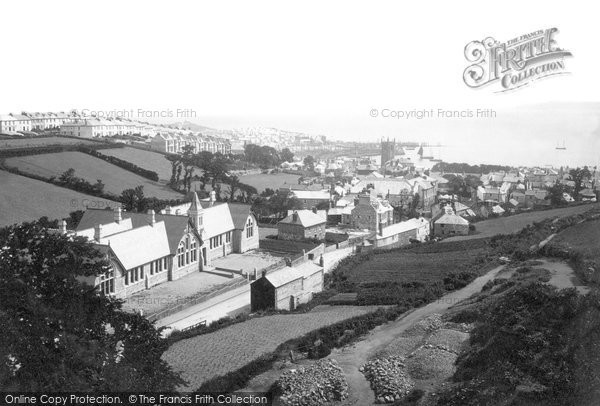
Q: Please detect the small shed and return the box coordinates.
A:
[250,261,324,311]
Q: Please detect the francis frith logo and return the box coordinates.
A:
[463,28,572,92]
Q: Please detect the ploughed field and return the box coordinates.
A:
[4,151,183,199]
[0,170,118,226]
[162,305,383,390]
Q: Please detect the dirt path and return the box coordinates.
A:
[331,265,505,405]
[535,258,590,294]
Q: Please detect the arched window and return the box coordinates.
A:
[177,234,198,268]
[99,267,115,295]
[246,217,254,238]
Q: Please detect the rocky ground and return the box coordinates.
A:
[276,359,349,405]
[360,314,472,404]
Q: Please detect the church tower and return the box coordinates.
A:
[188,192,204,233]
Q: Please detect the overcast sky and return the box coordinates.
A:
[1,0,598,166]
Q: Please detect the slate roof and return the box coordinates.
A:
[228,203,253,230]
[435,214,469,225]
[279,210,326,228]
[75,208,194,254]
[264,261,323,288]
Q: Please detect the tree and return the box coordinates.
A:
[227,175,240,200]
[281,148,294,163]
[181,145,196,193]
[303,155,315,172]
[0,221,184,391]
[547,183,571,206]
[120,186,145,212]
[569,166,591,200]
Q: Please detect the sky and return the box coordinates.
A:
[1,0,598,167]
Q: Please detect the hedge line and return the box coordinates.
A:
[78,146,159,182]
[0,142,120,158]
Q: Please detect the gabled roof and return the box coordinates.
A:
[279,210,326,228]
[263,261,323,288]
[98,221,171,270]
[228,203,253,230]
[435,214,469,225]
[75,208,195,254]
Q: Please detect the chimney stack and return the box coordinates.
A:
[292,211,299,222]
[94,224,103,242]
[261,270,267,278]
[114,206,122,223]
[59,220,67,235]
[147,209,156,226]
[312,207,317,214]
[209,190,216,205]
[165,206,172,215]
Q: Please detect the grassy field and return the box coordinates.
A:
[162,305,382,390]
[447,204,599,241]
[552,218,600,252]
[0,170,119,227]
[100,146,174,182]
[239,172,301,192]
[0,136,98,149]
[4,151,183,199]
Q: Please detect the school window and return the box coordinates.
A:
[226,231,231,243]
[246,218,254,238]
[178,242,185,267]
[99,269,115,295]
[163,257,168,269]
[150,262,154,275]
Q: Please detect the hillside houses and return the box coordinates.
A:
[150,132,231,155]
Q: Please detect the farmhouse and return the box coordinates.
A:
[278,209,327,241]
[433,213,469,237]
[250,261,324,311]
[70,192,258,298]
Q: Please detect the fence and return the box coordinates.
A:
[146,277,248,322]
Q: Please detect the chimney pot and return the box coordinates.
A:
[114,206,122,223]
[312,207,317,214]
[59,220,67,235]
[292,211,299,222]
[147,209,156,225]
[94,224,103,241]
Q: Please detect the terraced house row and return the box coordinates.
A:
[150,131,231,154]
[54,192,258,298]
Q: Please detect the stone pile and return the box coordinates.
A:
[361,356,415,404]
[277,359,348,405]
[403,313,443,336]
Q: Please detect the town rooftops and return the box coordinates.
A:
[280,210,326,228]
[264,261,323,288]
